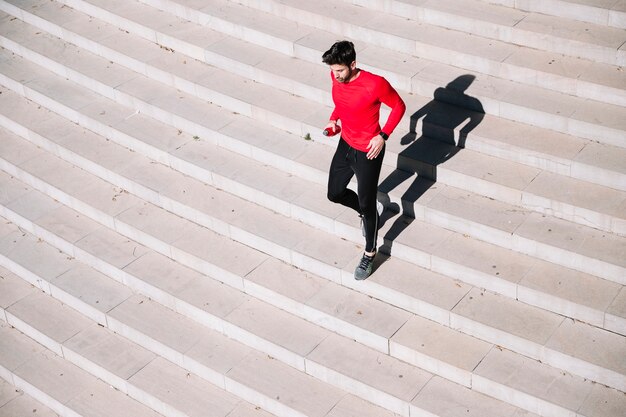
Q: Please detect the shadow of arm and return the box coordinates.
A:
[458,108,484,148]
[402,101,433,145]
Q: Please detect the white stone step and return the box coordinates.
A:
[0,378,60,417]
[0,322,165,417]
[1,130,625,398]
[201,0,624,104]
[0,45,624,287]
[3,0,626,147]
[0,1,622,415]
[2,7,624,202]
[133,0,626,103]
[0,226,545,417]
[258,0,626,66]
[0,228,415,417]
[0,292,284,417]
[0,79,624,337]
[392,136,626,235]
[0,25,614,239]
[479,0,626,29]
[340,0,626,60]
[12,13,621,224]
[2,222,622,417]
[2,5,624,197]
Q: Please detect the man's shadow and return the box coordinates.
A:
[376,74,485,260]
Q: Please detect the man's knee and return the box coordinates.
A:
[358,196,377,214]
[327,189,342,203]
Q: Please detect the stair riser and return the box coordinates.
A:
[4,63,625,287]
[2,159,623,394]
[0,205,434,415]
[357,0,625,65]
[11,0,625,149]
[390,342,473,388]
[0,227,427,417]
[4,17,626,234]
[511,234,625,285]
[480,0,626,29]
[0,0,623,415]
[5,92,624,326]
[0,236,573,417]
[1,93,622,337]
[303,361,410,416]
[0,248,320,417]
[2,302,283,417]
[471,375,577,417]
[0,369,74,417]
[2,28,624,240]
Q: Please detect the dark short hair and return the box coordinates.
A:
[322,41,356,66]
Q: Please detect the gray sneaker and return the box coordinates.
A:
[354,252,375,280]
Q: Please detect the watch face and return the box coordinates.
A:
[380,132,388,140]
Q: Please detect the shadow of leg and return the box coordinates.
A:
[377,175,435,263]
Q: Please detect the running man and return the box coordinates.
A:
[322,40,406,280]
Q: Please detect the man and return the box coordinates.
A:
[322,40,406,280]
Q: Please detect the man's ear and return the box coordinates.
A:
[350,61,357,70]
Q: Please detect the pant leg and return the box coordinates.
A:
[354,146,385,253]
[327,138,360,213]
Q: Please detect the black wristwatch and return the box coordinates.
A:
[379,131,389,141]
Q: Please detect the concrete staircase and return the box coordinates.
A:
[0,0,624,416]
[0,378,60,417]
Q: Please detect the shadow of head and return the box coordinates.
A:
[445,74,476,93]
[433,74,484,114]
[403,74,485,151]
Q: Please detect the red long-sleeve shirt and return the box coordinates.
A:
[329,70,406,152]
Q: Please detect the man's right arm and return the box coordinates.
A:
[326,106,340,131]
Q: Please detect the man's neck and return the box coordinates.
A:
[347,68,361,83]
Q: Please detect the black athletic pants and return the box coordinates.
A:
[327,137,384,253]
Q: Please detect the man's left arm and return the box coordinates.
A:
[379,77,406,138]
[366,78,406,159]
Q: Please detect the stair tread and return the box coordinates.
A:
[515,211,625,268]
[104,293,416,416]
[410,0,529,26]
[474,347,594,412]
[480,0,626,29]
[128,357,251,417]
[306,333,431,403]
[1,82,624,325]
[383,0,626,47]
[2,135,626,394]
[0,223,73,283]
[0,265,38,310]
[1,223,612,417]
[225,0,626,67]
[4,3,626,189]
[410,376,539,417]
[1,36,624,241]
[0,0,624,415]
[0,379,60,417]
[515,9,625,47]
[0,298,281,417]
[5,0,626,148]
[6,291,93,352]
[390,314,493,374]
[0,322,164,417]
